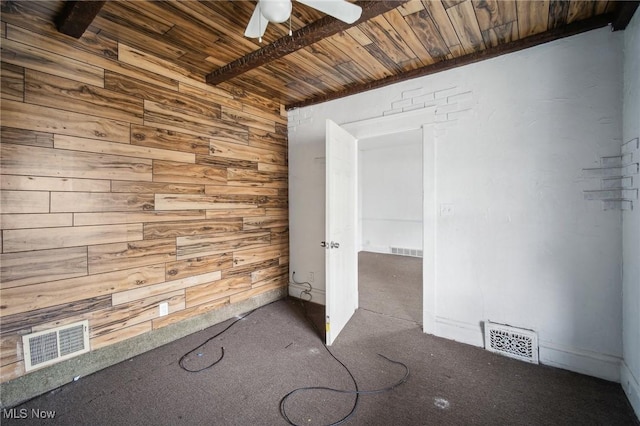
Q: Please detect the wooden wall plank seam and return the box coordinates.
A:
[54,134,196,163]
[1,143,152,181]
[0,264,166,317]
[0,247,88,289]
[112,270,223,305]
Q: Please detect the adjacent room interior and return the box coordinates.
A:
[1,0,639,423]
[358,129,423,324]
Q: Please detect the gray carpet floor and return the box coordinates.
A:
[359,251,422,324]
[2,296,637,425]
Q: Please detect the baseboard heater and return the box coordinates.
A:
[484,321,539,364]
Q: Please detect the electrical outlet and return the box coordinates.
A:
[308,272,314,282]
[159,302,169,317]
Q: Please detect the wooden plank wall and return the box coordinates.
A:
[0,7,289,383]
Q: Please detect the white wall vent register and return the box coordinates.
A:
[22,320,90,372]
[484,321,539,364]
[390,247,423,257]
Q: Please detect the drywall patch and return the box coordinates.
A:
[582,138,639,210]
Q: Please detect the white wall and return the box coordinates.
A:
[359,130,422,254]
[622,8,640,418]
[288,27,624,381]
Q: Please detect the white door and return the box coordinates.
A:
[325,119,358,345]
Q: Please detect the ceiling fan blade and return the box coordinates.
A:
[296,0,362,24]
[244,3,269,38]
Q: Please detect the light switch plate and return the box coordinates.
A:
[440,203,454,216]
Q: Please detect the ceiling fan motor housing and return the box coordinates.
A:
[260,0,293,23]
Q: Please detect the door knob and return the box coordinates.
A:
[321,241,328,248]
[331,241,340,249]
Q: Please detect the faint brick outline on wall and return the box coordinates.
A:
[384,86,474,135]
[582,138,639,211]
[287,86,475,133]
[287,106,314,132]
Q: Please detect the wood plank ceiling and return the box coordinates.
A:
[3,0,636,109]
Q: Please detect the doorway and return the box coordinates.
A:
[341,109,436,333]
[357,129,423,324]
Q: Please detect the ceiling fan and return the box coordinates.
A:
[244,0,362,40]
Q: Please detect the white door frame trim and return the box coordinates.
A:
[342,108,437,333]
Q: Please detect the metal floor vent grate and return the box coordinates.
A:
[390,247,423,257]
[23,320,90,372]
[484,321,538,364]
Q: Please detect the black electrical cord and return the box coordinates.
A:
[283,299,410,426]
[279,353,409,426]
[177,298,410,426]
[291,271,313,302]
[178,308,257,373]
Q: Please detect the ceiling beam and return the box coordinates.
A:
[611,0,639,31]
[56,0,106,39]
[206,0,409,86]
[286,12,615,110]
